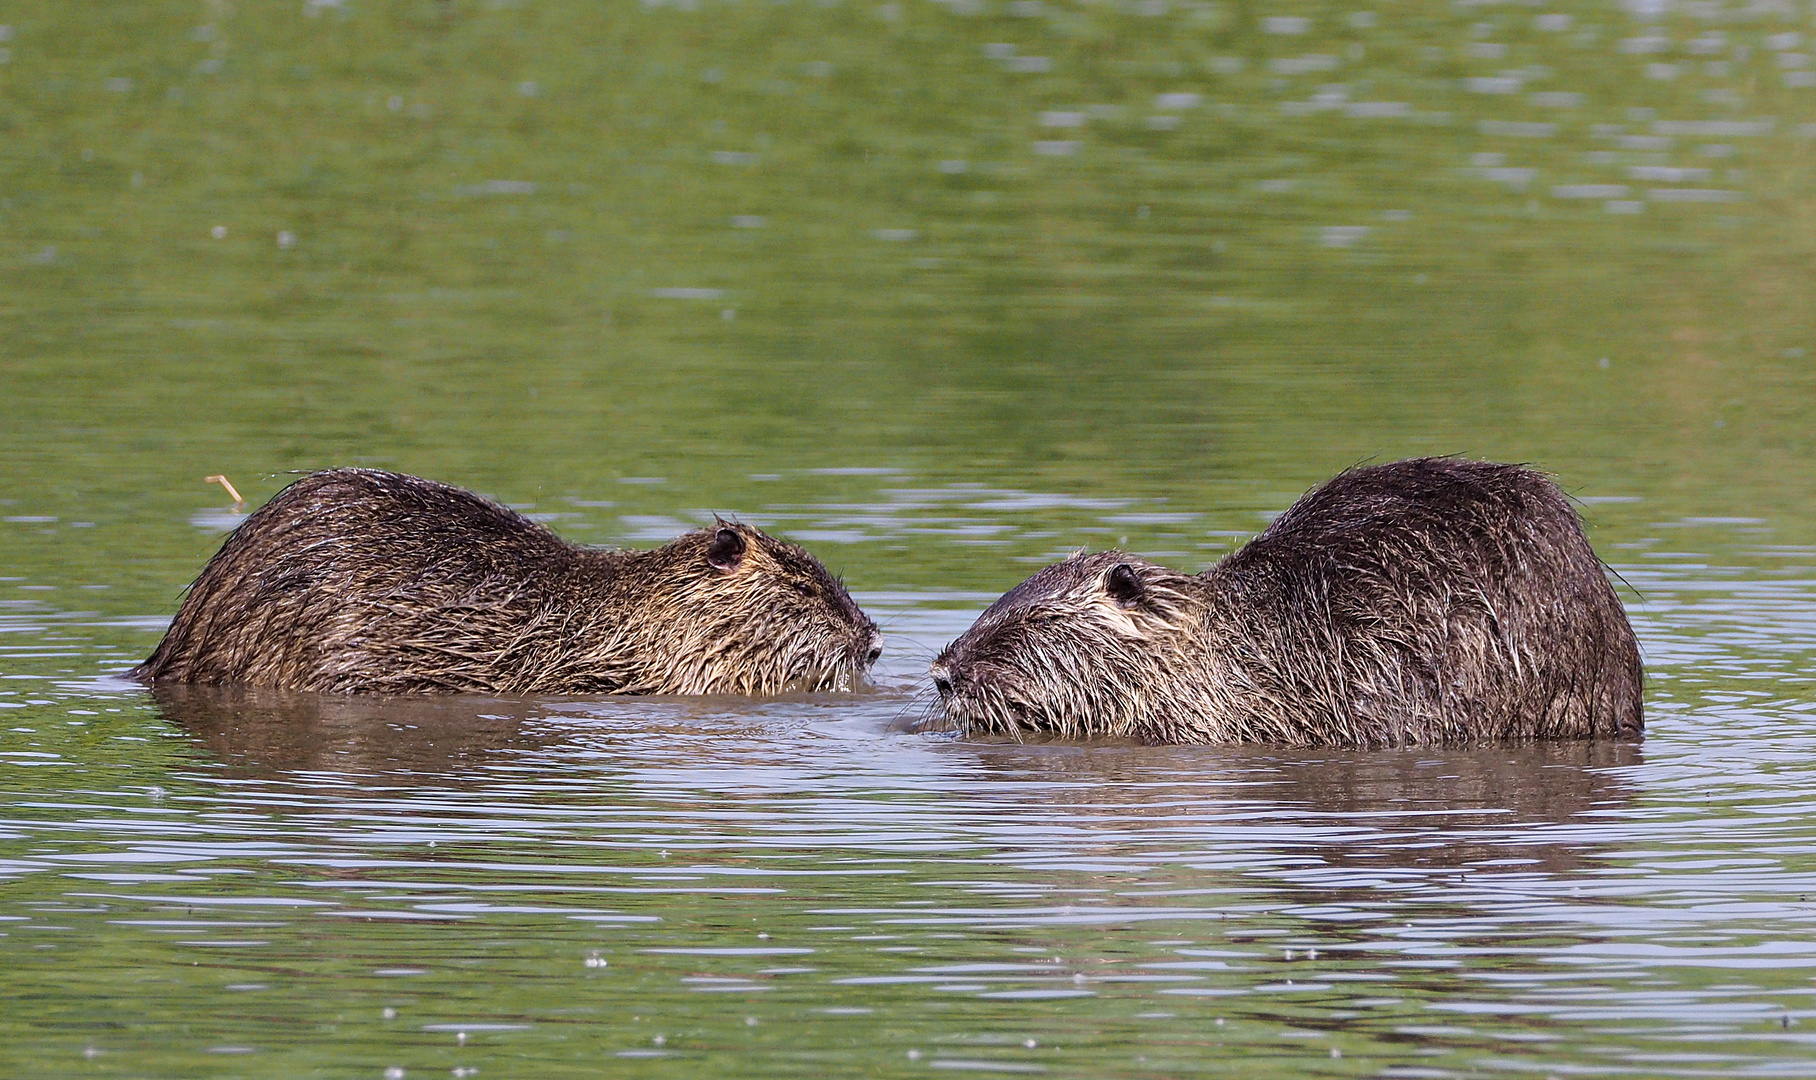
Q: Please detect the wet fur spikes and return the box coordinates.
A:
[135,469,882,696]
[930,458,1644,747]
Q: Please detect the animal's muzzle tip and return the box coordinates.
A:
[929,662,954,699]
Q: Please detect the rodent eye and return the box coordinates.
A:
[790,581,815,598]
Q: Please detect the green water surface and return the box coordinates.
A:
[3,0,1816,1076]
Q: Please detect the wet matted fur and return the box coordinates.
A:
[136,469,881,696]
[929,458,1643,747]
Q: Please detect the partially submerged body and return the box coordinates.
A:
[136,469,880,696]
[930,458,1643,746]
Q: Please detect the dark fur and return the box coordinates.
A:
[930,458,1643,747]
[135,469,880,696]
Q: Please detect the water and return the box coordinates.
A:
[4,0,1816,1075]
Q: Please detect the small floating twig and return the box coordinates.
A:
[204,474,246,513]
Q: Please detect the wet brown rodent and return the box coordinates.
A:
[930,458,1643,747]
[135,469,881,696]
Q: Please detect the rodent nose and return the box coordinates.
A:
[930,663,955,698]
[865,642,883,666]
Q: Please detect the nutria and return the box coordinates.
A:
[135,468,881,696]
[929,458,1643,747]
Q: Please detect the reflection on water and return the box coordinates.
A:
[4,0,1816,1074]
[5,569,1815,1076]
[150,683,558,780]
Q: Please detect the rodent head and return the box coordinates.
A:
[929,551,1205,739]
[626,522,881,695]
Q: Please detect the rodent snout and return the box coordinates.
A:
[856,629,883,669]
[929,662,955,698]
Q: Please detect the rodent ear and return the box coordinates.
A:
[1104,563,1145,606]
[707,527,747,572]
